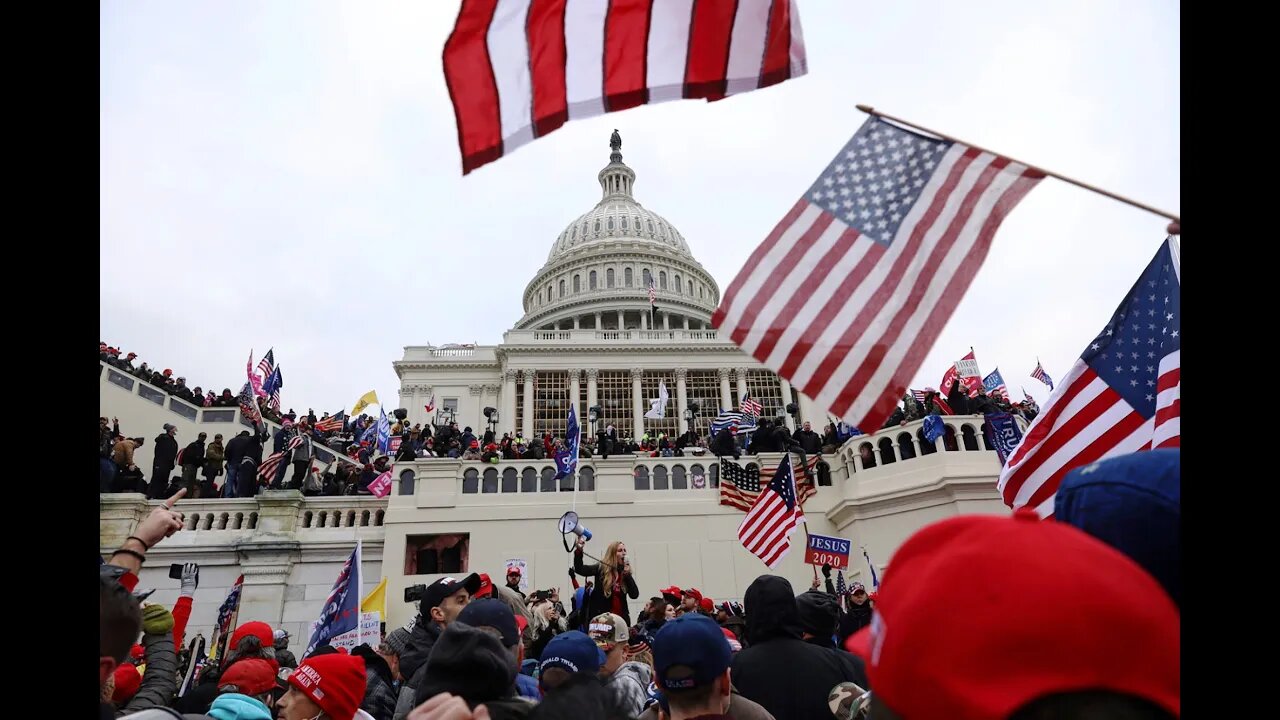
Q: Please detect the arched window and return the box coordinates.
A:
[698,284,703,298]
[647,220,654,234]
[688,279,694,294]
[659,271,667,290]
[642,268,652,286]
[607,217,614,230]
[594,219,601,232]
[621,216,628,230]
[625,268,634,287]
[573,275,581,293]
[607,269,615,288]
[674,274,681,293]
[558,279,566,297]
[590,270,598,289]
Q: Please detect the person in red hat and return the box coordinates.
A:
[852,510,1180,720]
[679,588,703,616]
[211,657,280,719]
[278,652,372,720]
[698,596,716,617]
[504,565,525,600]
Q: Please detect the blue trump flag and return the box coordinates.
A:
[984,412,1024,466]
[923,415,945,444]
[304,542,362,657]
[554,404,580,480]
[376,409,391,454]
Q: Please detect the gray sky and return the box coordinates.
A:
[101,0,1179,417]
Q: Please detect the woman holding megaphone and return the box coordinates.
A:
[573,536,640,626]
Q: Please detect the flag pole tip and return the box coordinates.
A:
[1166,221,1180,235]
[855,104,876,114]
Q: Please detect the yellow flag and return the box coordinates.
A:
[361,577,387,619]
[352,390,379,416]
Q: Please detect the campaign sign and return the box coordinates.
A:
[804,534,852,569]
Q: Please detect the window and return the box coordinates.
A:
[625,268,633,287]
[595,220,601,232]
[659,271,667,290]
[688,279,694,294]
[443,397,459,412]
[590,271,597,289]
[533,371,570,439]
[674,274,681,293]
[559,279,566,297]
[608,217,614,230]
[621,216,628,230]
[404,533,469,575]
[647,220,654,234]
[642,268,652,286]
[698,284,703,299]
[641,370,678,439]
[571,226,577,238]
[685,371,723,436]
[573,275,581,293]
[746,370,785,421]
[596,371,634,440]
[607,269,615,288]
[547,284,552,301]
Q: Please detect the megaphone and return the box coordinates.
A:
[558,511,593,542]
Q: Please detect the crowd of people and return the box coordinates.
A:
[101,447,1179,719]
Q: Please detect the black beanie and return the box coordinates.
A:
[414,622,516,707]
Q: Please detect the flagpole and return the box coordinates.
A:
[855,105,1181,227]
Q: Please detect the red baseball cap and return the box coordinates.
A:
[474,573,494,598]
[698,597,715,613]
[865,510,1179,719]
[219,658,278,696]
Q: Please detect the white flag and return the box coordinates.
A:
[644,381,670,420]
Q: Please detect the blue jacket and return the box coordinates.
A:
[207,693,273,720]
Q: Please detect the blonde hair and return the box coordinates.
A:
[599,541,626,597]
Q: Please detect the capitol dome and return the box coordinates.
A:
[516,132,720,332]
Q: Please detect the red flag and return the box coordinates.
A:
[940,350,984,398]
[443,0,808,174]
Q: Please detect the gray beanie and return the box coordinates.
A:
[384,628,412,656]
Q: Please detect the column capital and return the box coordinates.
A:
[521,369,537,383]
[673,367,688,380]
[630,367,644,381]
[503,368,518,382]
[483,384,501,394]
[468,384,484,396]
[585,368,599,381]
[734,367,749,380]
[717,367,733,381]
[567,369,582,383]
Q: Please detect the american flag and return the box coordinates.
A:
[739,393,762,419]
[999,237,1181,518]
[258,435,305,483]
[648,278,657,306]
[237,382,261,425]
[209,574,244,663]
[442,0,807,174]
[315,411,345,433]
[737,454,805,569]
[982,368,1008,399]
[720,455,818,512]
[256,348,275,381]
[1022,388,1038,407]
[911,389,928,404]
[835,569,848,611]
[1031,360,1055,390]
[712,117,1042,433]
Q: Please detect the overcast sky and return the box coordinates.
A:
[101,0,1179,417]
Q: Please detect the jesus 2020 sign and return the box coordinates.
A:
[804,534,851,569]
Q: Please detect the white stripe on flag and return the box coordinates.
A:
[739,216,847,353]
[488,0,534,149]
[719,203,825,331]
[724,0,772,95]
[645,0,695,102]
[564,0,608,119]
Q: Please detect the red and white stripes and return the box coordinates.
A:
[444,0,808,174]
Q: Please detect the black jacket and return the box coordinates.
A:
[731,576,866,720]
[747,424,781,453]
[711,428,739,459]
[182,440,206,468]
[947,381,970,415]
[399,617,445,687]
[413,623,519,708]
[224,433,251,468]
[353,644,398,720]
[573,548,640,626]
[793,429,822,454]
[153,433,178,466]
[881,407,906,429]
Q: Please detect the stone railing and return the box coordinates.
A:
[503,329,724,345]
[834,414,1027,473]
[101,361,285,433]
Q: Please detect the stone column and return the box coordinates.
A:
[717,368,733,412]
[735,368,749,406]
[675,368,689,434]
[617,310,625,330]
[640,311,648,330]
[502,369,518,436]
[522,371,536,439]
[631,367,644,438]
[594,312,602,330]
[586,369,599,435]
[663,312,670,330]
[779,376,796,431]
[573,316,580,330]
[469,384,484,434]
[683,316,689,330]
[568,370,582,437]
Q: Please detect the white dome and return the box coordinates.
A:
[549,199,692,262]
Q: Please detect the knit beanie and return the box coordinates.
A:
[141,603,175,635]
[230,621,274,649]
[288,653,367,720]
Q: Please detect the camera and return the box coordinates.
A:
[404,584,428,604]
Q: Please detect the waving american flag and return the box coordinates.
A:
[999,237,1181,517]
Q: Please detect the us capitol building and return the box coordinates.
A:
[395,133,812,442]
[100,134,1011,639]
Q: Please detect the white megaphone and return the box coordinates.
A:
[558,511,593,542]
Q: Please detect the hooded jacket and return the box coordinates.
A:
[206,693,273,720]
[731,576,865,720]
[393,619,447,720]
[603,661,653,719]
[153,433,178,466]
[352,644,398,720]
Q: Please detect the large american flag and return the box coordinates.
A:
[710,410,757,437]
[999,237,1181,517]
[720,455,818,512]
[258,435,305,483]
[737,454,805,569]
[315,411,346,433]
[256,348,275,381]
[443,0,806,174]
[1031,361,1055,390]
[739,393,763,418]
[712,117,1042,433]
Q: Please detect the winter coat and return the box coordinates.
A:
[353,645,398,720]
[841,600,872,640]
[636,691,777,720]
[573,548,640,626]
[153,433,178,466]
[205,693,273,720]
[181,440,206,468]
[603,661,653,719]
[412,623,519,708]
[711,428,739,458]
[946,381,970,415]
[398,618,444,694]
[204,441,225,476]
[112,439,139,468]
[793,429,822,455]
[731,576,865,720]
[881,407,906,429]
[748,425,781,453]
[224,434,250,468]
[116,630,177,716]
